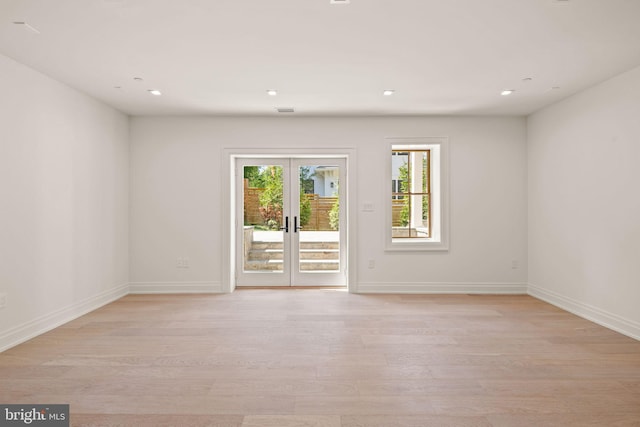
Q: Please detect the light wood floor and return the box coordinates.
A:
[1,290,639,426]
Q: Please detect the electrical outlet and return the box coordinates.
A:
[0,293,7,309]
[368,259,375,269]
[511,260,519,269]
[176,257,190,268]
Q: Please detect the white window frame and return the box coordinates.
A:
[385,137,449,251]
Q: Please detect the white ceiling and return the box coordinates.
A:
[1,0,640,116]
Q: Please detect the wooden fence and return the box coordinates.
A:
[244,180,264,225]
[306,194,338,231]
[392,200,405,226]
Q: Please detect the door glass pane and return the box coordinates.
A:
[243,165,284,273]
[298,165,340,273]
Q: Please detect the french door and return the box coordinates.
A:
[236,158,346,287]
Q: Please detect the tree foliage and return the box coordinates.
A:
[329,181,340,231]
[258,166,283,229]
[329,199,340,231]
[299,166,315,195]
[399,162,410,226]
[299,192,311,227]
[298,167,313,227]
[244,166,265,188]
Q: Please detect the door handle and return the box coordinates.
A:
[280,216,289,233]
[294,216,303,233]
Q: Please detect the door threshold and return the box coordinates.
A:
[236,286,347,291]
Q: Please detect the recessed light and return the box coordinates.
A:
[501,89,515,96]
[551,86,560,90]
[383,90,395,96]
[522,77,533,82]
[276,107,295,113]
[148,90,162,96]
[330,0,350,4]
[134,77,143,82]
[13,21,40,34]
[267,90,278,96]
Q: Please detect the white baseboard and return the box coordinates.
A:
[528,284,640,341]
[129,281,223,294]
[356,281,528,294]
[0,283,129,353]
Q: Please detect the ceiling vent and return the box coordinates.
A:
[276,108,295,113]
[330,0,350,4]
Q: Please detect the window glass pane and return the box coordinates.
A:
[391,149,430,239]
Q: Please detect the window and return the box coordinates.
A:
[386,138,449,251]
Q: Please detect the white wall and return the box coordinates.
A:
[528,65,640,339]
[0,54,129,351]
[130,116,527,293]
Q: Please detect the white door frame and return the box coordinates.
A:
[221,148,357,293]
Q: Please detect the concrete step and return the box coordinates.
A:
[249,241,281,250]
[247,249,283,261]
[300,260,340,271]
[244,259,340,271]
[300,242,340,250]
[249,241,339,250]
[244,259,284,271]
[299,249,340,259]
[247,249,339,261]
